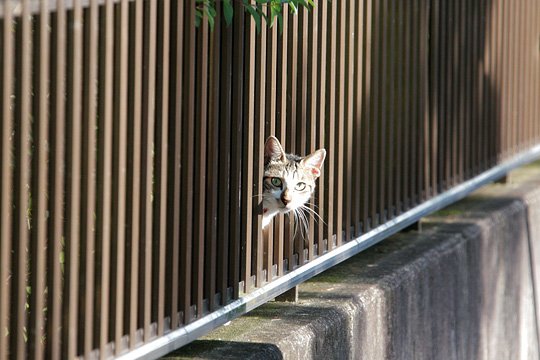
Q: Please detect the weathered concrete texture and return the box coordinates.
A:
[163,164,540,360]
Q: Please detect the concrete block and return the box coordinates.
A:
[163,164,540,360]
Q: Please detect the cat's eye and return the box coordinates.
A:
[295,182,306,191]
[271,177,282,187]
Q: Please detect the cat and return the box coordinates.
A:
[262,136,326,233]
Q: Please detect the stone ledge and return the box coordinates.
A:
[162,163,540,360]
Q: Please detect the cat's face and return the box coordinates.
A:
[263,137,326,216]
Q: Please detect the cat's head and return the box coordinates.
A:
[263,136,326,215]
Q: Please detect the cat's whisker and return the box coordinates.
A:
[300,204,327,226]
[292,209,300,239]
[296,207,309,240]
[303,202,320,210]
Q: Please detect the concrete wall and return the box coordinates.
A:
[163,164,540,360]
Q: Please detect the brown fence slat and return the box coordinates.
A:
[326,0,337,248]
[361,0,373,229]
[81,0,98,355]
[128,0,143,346]
[64,0,83,357]
[205,3,219,310]
[229,0,244,298]
[169,0,184,330]
[353,0,364,232]
[141,0,157,340]
[47,1,66,358]
[193,12,208,319]
[180,0,195,323]
[13,0,32,357]
[155,0,170,336]
[112,0,129,351]
[0,2,15,359]
[336,0,346,245]
[29,1,50,358]
[277,8,288,268]
[97,0,115,354]
[316,0,327,253]
[242,5,255,291]
[254,6,266,285]
[218,5,233,300]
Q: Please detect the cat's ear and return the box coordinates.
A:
[264,136,286,163]
[301,149,326,177]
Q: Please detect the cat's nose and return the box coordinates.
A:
[280,191,291,206]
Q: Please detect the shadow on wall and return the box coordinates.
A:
[164,340,284,360]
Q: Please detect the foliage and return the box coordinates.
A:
[195,0,315,32]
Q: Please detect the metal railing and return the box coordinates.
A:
[0,0,539,359]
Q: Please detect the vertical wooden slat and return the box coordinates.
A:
[531,2,540,141]
[412,0,422,202]
[326,0,337,248]
[13,0,32,357]
[490,0,500,161]
[169,0,183,329]
[524,0,534,148]
[230,1,244,297]
[29,1,50,358]
[353,0,364,231]
[419,0,429,200]
[113,0,129,350]
[445,0,455,185]
[457,0,466,183]
[336,0,345,243]
[65,0,83,356]
[128,0,143,345]
[403,0,413,206]
[361,0,373,227]
[277,8,288,269]
[436,0,447,191]
[315,1,326,255]
[266,13,277,272]
[155,0,170,336]
[471,0,480,171]
[254,5,267,284]
[308,3,318,258]
[97,0,115,353]
[429,0,440,196]
[345,0,355,242]
[368,0,381,221]
[286,10,298,269]
[500,0,510,157]
[0,2,14,359]
[81,0,98,355]
[205,2,219,310]
[377,0,388,222]
[193,11,207,318]
[218,5,233,300]
[297,6,307,263]
[141,0,156,339]
[394,0,404,210]
[47,0,66,358]
[385,0,395,214]
[180,0,195,320]
[267,14,278,272]
[242,1,255,290]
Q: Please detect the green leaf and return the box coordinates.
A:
[223,0,234,25]
[289,2,298,14]
[270,4,282,28]
[277,12,283,32]
[245,5,262,32]
[195,8,203,27]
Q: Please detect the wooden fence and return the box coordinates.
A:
[0,0,539,358]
